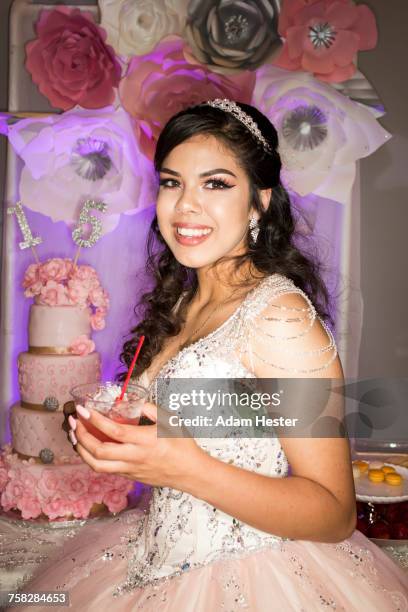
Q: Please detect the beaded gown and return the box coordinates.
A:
[13,274,408,611]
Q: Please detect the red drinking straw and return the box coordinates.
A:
[117,335,145,402]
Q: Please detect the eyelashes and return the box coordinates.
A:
[159,178,234,190]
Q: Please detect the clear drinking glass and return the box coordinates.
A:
[70,381,148,442]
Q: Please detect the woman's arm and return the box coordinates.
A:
[73,291,356,543]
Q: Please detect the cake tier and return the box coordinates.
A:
[0,445,134,521]
[18,351,101,407]
[29,304,91,349]
[10,402,75,459]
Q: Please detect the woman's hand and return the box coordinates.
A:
[69,402,205,491]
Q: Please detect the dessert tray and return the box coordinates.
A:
[355,463,408,503]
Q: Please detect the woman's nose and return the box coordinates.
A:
[175,187,202,213]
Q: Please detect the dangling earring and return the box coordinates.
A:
[249,216,259,243]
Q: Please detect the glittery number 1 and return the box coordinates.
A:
[72,200,107,248]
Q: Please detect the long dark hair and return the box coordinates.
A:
[117,102,335,381]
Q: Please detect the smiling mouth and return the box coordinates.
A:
[175,227,213,237]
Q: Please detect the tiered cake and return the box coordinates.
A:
[0,258,133,520]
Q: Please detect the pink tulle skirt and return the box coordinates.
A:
[8,512,408,612]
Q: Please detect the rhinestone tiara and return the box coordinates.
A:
[204,98,271,152]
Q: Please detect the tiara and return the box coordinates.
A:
[204,98,271,152]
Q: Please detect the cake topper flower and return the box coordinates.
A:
[275,0,377,83]
[184,0,282,74]
[25,7,122,110]
[99,0,189,56]
[22,258,110,331]
[119,37,256,159]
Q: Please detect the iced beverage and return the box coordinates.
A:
[70,381,148,443]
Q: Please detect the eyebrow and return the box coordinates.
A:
[159,167,237,178]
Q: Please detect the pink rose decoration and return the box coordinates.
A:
[38,280,71,307]
[72,497,94,519]
[64,471,89,499]
[88,286,108,309]
[103,489,128,514]
[275,0,377,82]
[88,478,106,503]
[25,7,121,110]
[17,495,42,520]
[67,279,90,308]
[39,258,69,283]
[0,467,9,491]
[38,470,60,500]
[22,263,42,297]
[90,310,106,331]
[119,37,256,160]
[68,335,95,356]
[41,496,69,520]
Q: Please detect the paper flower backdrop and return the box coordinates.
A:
[253,65,391,202]
[99,0,189,56]
[25,6,122,110]
[7,106,155,235]
[276,0,377,83]
[119,37,256,160]
[1,0,390,235]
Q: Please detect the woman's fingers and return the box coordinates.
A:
[74,419,147,462]
[75,440,134,476]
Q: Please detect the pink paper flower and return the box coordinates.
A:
[25,7,121,110]
[103,489,129,513]
[90,310,106,331]
[119,37,256,160]
[275,0,377,82]
[39,258,70,283]
[69,335,95,357]
[39,280,71,307]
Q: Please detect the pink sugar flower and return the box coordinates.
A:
[25,7,121,110]
[0,467,9,491]
[68,335,95,357]
[90,310,106,331]
[41,496,68,520]
[37,470,60,500]
[275,0,377,82]
[66,279,90,308]
[17,495,42,520]
[119,36,256,160]
[38,280,71,307]
[39,258,69,283]
[88,478,106,503]
[22,263,41,295]
[72,496,94,519]
[103,490,128,514]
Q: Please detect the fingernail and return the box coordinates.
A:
[76,404,90,419]
[68,415,77,430]
[69,430,78,446]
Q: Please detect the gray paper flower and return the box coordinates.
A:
[185,0,282,74]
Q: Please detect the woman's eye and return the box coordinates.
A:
[159,179,179,188]
[158,178,233,190]
[205,179,232,189]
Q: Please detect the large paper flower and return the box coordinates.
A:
[253,65,391,202]
[184,0,282,74]
[7,106,155,235]
[100,0,189,56]
[25,7,122,110]
[275,0,377,83]
[119,37,256,159]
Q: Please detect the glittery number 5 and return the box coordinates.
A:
[72,200,107,248]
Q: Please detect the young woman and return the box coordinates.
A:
[14,100,408,611]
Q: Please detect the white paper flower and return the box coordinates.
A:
[7,106,155,235]
[99,0,189,56]
[252,66,391,203]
